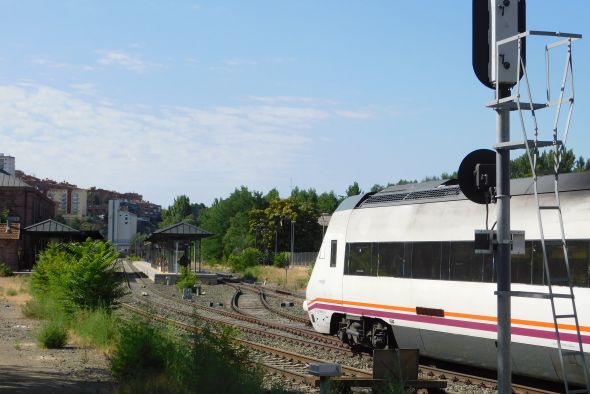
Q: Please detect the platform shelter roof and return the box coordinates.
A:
[24,219,78,234]
[147,222,213,242]
[23,219,104,240]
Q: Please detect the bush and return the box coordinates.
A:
[110,318,176,381]
[176,266,197,291]
[0,262,13,277]
[228,248,263,272]
[37,321,68,349]
[31,240,123,312]
[227,254,243,272]
[273,252,289,268]
[62,240,124,310]
[240,247,262,268]
[6,288,17,296]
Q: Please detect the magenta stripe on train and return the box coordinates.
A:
[308,302,590,345]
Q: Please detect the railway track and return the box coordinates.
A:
[226,282,311,325]
[120,302,372,387]
[123,261,347,350]
[121,260,562,394]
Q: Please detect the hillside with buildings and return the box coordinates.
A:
[0,153,162,270]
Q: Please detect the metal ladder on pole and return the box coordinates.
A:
[488,31,589,394]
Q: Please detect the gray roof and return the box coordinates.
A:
[358,172,590,209]
[0,173,32,188]
[148,222,213,241]
[24,219,79,233]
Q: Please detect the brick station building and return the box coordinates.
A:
[0,173,55,270]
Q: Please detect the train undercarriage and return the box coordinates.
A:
[334,314,397,353]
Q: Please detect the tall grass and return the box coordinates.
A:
[111,318,286,394]
[73,309,120,351]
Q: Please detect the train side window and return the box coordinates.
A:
[403,243,413,278]
[450,242,483,282]
[531,241,545,285]
[347,243,374,276]
[378,242,404,277]
[546,242,569,286]
[568,240,589,287]
[440,242,450,280]
[512,242,533,284]
[411,242,441,280]
[330,240,337,268]
[482,253,495,282]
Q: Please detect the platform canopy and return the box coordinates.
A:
[24,219,103,240]
[147,222,213,242]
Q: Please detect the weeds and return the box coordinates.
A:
[6,288,17,296]
[175,266,197,291]
[14,341,21,351]
[0,262,13,277]
[37,321,68,349]
[111,318,283,393]
[73,308,119,351]
[110,318,173,381]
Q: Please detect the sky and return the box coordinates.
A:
[1,1,590,207]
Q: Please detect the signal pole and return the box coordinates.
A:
[496,86,511,393]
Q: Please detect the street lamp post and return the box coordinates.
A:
[287,220,295,288]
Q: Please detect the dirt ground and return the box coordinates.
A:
[0,276,114,393]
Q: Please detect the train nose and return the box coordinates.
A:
[302,300,308,312]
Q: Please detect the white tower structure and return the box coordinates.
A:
[107,200,138,252]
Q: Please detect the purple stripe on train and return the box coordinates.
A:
[309,302,590,345]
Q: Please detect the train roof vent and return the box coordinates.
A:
[359,185,462,208]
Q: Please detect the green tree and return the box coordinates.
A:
[395,179,417,185]
[290,187,318,206]
[370,184,384,193]
[264,188,280,203]
[317,191,340,214]
[200,187,266,261]
[190,202,207,225]
[222,211,252,256]
[160,195,195,228]
[510,148,579,178]
[345,181,362,197]
[575,156,586,172]
[249,197,321,254]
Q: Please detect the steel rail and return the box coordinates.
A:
[120,302,371,384]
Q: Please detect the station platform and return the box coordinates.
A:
[132,260,179,285]
[131,260,218,285]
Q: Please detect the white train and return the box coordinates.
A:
[304,171,590,384]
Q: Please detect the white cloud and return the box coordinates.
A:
[0,84,335,204]
[31,57,69,69]
[96,50,153,72]
[69,83,97,96]
[224,58,258,67]
[248,96,335,105]
[333,109,375,119]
